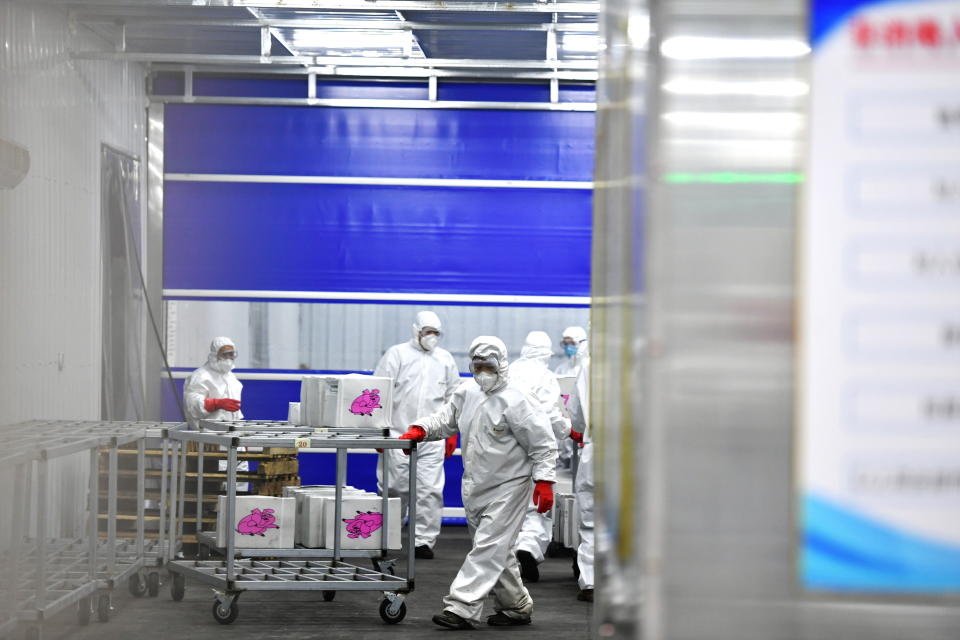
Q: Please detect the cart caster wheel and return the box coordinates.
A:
[212,599,239,625]
[96,594,110,622]
[170,573,186,602]
[77,596,92,625]
[322,590,335,602]
[128,574,147,597]
[147,572,160,597]
[379,599,406,624]
[198,545,209,561]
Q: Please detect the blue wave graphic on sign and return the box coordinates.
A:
[803,494,960,591]
[812,0,930,46]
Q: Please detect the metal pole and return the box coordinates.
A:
[36,456,48,613]
[380,443,389,560]
[158,438,169,560]
[407,443,417,583]
[9,462,25,623]
[177,442,188,545]
[137,439,146,558]
[166,439,179,563]
[225,443,238,582]
[196,444,204,550]
[333,447,344,563]
[88,447,98,585]
[108,442,118,578]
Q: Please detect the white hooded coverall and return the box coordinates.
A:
[183,337,243,429]
[555,326,590,468]
[375,311,461,550]
[510,331,571,565]
[414,337,558,627]
[568,359,594,592]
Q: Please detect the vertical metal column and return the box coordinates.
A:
[108,442,118,579]
[136,439,145,558]
[380,440,389,560]
[87,447,99,587]
[406,444,417,582]
[196,444,204,548]
[166,440,179,563]
[158,439,169,560]
[35,455,48,612]
[224,442,238,582]
[10,461,26,622]
[177,443,188,545]
[333,447,345,563]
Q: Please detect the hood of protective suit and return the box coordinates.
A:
[519,330,552,365]
[562,326,589,359]
[206,336,237,374]
[468,336,510,394]
[411,310,442,352]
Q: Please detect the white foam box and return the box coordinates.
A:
[556,375,577,419]
[286,485,370,546]
[299,376,323,427]
[334,375,393,429]
[323,496,401,550]
[288,402,301,425]
[216,496,295,549]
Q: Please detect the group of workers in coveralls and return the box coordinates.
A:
[184,312,594,630]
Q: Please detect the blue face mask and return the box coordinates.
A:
[564,344,578,358]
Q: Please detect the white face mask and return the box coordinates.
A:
[420,334,439,351]
[216,359,235,374]
[473,372,498,393]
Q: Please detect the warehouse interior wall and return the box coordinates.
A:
[0,0,147,425]
[0,1,147,544]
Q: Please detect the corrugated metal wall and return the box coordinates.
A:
[0,0,146,547]
[0,0,147,425]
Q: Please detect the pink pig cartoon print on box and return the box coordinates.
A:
[561,394,570,406]
[343,511,383,539]
[349,389,382,416]
[236,508,279,536]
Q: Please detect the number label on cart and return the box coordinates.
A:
[295,437,310,449]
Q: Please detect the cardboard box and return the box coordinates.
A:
[335,375,392,429]
[216,496,295,549]
[285,485,371,546]
[324,495,401,550]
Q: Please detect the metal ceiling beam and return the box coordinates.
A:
[57,1,600,14]
[150,96,597,111]
[148,62,597,81]
[74,17,598,33]
[74,51,598,71]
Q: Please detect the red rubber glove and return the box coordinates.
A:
[532,481,554,513]
[569,430,585,448]
[444,435,458,459]
[205,398,241,413]
[399,425,426,456]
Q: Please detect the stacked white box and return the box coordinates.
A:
[216,496,295,549]
[288,402,301,425]
[335,375,393,430]
[300,376,325,427]
[325,495,402,550]
[285,485,372,547]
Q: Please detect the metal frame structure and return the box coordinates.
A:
[0,420,187,639]
[166,421,417,625]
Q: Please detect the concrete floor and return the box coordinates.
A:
[40,526,591,640]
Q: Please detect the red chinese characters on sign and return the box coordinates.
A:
[851,15,960,49]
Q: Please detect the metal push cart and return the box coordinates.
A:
[166,422,418,625]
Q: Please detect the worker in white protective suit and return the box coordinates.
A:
[567,355,594,602]
[509,331,571,583]
[555,326,589,469]
[396,337,558,630]
[183,337,243,429]
[375,311,461,559]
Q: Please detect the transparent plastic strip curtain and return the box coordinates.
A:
[101,145,147,421]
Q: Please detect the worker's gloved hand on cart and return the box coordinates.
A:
[569,429,585,448]
[444,435,458,459]
[399,425,426,455]
[204,397,241,413]
[532,480,555,513]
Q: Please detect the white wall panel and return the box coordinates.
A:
[0,0,146,425]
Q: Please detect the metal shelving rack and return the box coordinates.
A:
[0,420,187,639]
[167,421,417,625]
